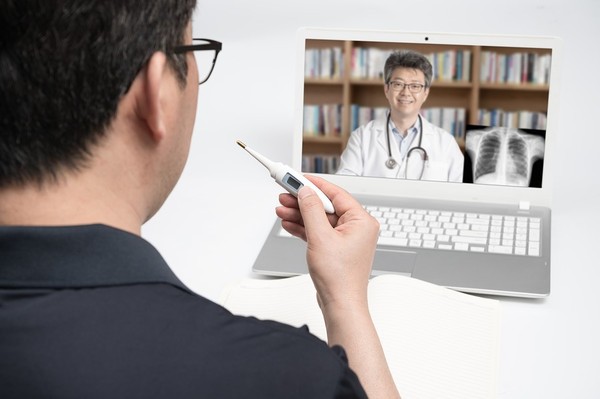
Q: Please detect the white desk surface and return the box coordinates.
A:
[142,1,600,397]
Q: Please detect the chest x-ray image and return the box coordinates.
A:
[465,127,545,187]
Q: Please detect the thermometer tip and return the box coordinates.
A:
[236,140,246,149]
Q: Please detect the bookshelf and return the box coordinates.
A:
[302,39,551,173]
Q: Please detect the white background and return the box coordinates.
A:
[143,1,600,398]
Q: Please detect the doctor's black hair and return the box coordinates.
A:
[383,50,433,88]
[0,0,197,188]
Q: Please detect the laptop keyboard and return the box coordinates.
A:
[365,205,541,256]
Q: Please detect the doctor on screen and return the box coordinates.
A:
[336,50,464,182]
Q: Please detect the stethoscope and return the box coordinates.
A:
[384,112,428,179]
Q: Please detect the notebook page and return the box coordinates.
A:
[368,274,501,399]
[219,274,327,340]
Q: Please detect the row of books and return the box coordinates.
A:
[350,105,387,132]
[427,50,472,82]
[351,48,472,82]
[479,51,551,85]
[303,104,343,136]
[421,107,467,139]
[350,47,387,80]
[305,46,550,85]
[304,47,344,79]
[302,155,340,174]
[477,109,547,130]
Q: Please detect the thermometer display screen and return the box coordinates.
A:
[284,173,303,191]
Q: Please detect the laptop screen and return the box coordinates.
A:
[293,28,561,207]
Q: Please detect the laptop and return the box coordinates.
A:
[251,28,561,298]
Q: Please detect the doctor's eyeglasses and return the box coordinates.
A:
[173,38,222,85]
[388,81,425,93]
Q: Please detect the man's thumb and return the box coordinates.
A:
[297,186,329,237]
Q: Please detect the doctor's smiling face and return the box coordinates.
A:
[384,67,429,121]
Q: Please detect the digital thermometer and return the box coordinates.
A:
[236,140,335,214]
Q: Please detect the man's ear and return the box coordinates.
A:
[138,52,170,143]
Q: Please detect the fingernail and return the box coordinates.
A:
[298,186,314,200]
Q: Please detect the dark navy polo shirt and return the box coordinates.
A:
[0,224,366,398]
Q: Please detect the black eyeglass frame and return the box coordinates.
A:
[387,80,427,93]
[173,38,222,85]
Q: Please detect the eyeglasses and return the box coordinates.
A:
[388,81,426,93]
[173,38,222,85]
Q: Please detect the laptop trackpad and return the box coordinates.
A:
[371,249,416,277]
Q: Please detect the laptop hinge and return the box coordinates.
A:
[519,201,531,211]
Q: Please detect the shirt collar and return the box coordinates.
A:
[388,115,420,153]
[0,224,190,292]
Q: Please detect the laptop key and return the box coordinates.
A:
[489,245,513,254]
[378,237,408,247]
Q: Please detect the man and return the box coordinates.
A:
[337,50,464,181]
[0,1,399,398]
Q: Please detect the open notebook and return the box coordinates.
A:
[251,28,561,297]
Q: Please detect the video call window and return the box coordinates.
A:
[301,39,551,188]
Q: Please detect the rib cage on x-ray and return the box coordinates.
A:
[465,127,545,187]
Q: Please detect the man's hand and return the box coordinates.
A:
[276,175,400,399]
[275,175,379,311]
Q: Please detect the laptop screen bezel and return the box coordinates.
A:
[293,27,562,208]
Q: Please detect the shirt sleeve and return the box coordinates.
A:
[330,345,369,399]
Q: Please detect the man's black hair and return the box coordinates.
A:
[0,0,197,187]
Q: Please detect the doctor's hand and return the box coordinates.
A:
[275,175,379,313]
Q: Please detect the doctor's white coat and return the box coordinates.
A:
[336,115,464,182]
